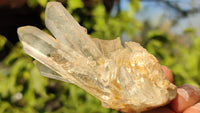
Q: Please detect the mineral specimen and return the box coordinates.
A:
[17,2,177,113]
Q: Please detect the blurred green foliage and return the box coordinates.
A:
[145,30,200,87]
[0,35,7,51]
[0,0,200,113]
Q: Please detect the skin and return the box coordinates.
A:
[142,66,200,113]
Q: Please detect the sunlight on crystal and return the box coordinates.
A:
[17,2,177,113]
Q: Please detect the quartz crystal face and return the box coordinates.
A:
[17,2,177,113]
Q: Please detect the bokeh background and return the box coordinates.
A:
[0,0,200,113]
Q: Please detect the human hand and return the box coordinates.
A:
[142,66,200,113]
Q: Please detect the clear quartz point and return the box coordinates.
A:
[17,2,177,113]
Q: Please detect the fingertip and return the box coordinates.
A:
[161,65,174,83]
[169,88,189,112]
[170,84,200,113]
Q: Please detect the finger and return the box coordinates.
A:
[142,107,175,113]
[161,65,174,83]
[183,102,200,113]
[170,84,200,113]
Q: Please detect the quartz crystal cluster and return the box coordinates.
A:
[17,2,177,113]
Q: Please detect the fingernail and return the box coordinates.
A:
[177,88,189,102]
[192,102,200,111]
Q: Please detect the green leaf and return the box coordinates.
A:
[92,4,106,17]
[8,58,28,94]
[30,66,48,97]
[68,0,84,12]
[0,72,9,97]
[0,35,7,51]
[37,0,48,7]
[0,102,11,113]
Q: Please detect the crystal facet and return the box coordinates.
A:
[17,2,177,112]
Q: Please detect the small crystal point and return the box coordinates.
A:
[45,2,103,60]
[17,2,177,113]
